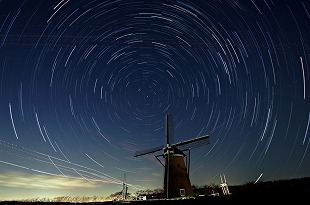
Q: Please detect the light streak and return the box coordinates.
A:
[265,119,277,154]
[176,35,191,47]
[42,125,57,152]
[0,160,28,170]
[303,113,310,145]
[251,0,262,14]
[0,140,125,186]
[254,173,263,184]
[166,69,174,78]
[48,156,66,177]
[93,78,98,93]
[250,97,257,127]
[35,112,46,142]
[268,49,276,84]
[54,141,71,162]
[19,83,24,121]
[85,44,97,59]
[216,74,221,95]
[284,102,293,140]
[69,95,75,116]
[69,8,91,27]
[300,56,306,99]
[8,103,18,139]
[260,108,271,141]
[91,117,111,144]
[73,169,95,184]
[65,45,76,67]
[50,48,62,87]
[86,153,105,169]
[100,86,103,99]
[47,0,70,23]
[227,38,240,63]
[212,33,226,56]
[1,6,22,47]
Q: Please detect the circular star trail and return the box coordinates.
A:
[0,0,309,200]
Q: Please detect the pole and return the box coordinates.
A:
[166,114,169,145]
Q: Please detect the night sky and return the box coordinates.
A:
[0,0,309,201]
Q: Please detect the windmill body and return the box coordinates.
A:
[134,114,210,199]
[163,146,193,198]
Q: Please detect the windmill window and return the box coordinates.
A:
[180,189,185,196]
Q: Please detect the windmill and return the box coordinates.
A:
[134,114,210,199]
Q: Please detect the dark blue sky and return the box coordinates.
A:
[0,0,309,201]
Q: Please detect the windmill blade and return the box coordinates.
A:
[166,114,174,145]
[178,138,210,151]
[172,135,210,150]
[134,145,164,157]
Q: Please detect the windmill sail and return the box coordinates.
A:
[173,135,210,150]
[166,114,174,145]
[134,145,164,157]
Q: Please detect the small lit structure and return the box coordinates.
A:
[136,195,146,200]
[220,173,231,195]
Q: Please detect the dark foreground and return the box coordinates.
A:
[1,177,308,204]
[0,194,306,205]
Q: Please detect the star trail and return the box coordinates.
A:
[0,0,309,201]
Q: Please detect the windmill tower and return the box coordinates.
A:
[220,173,230,195]
[121,173,128,200]
[134,114,210,199]
[116,173,128,201]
